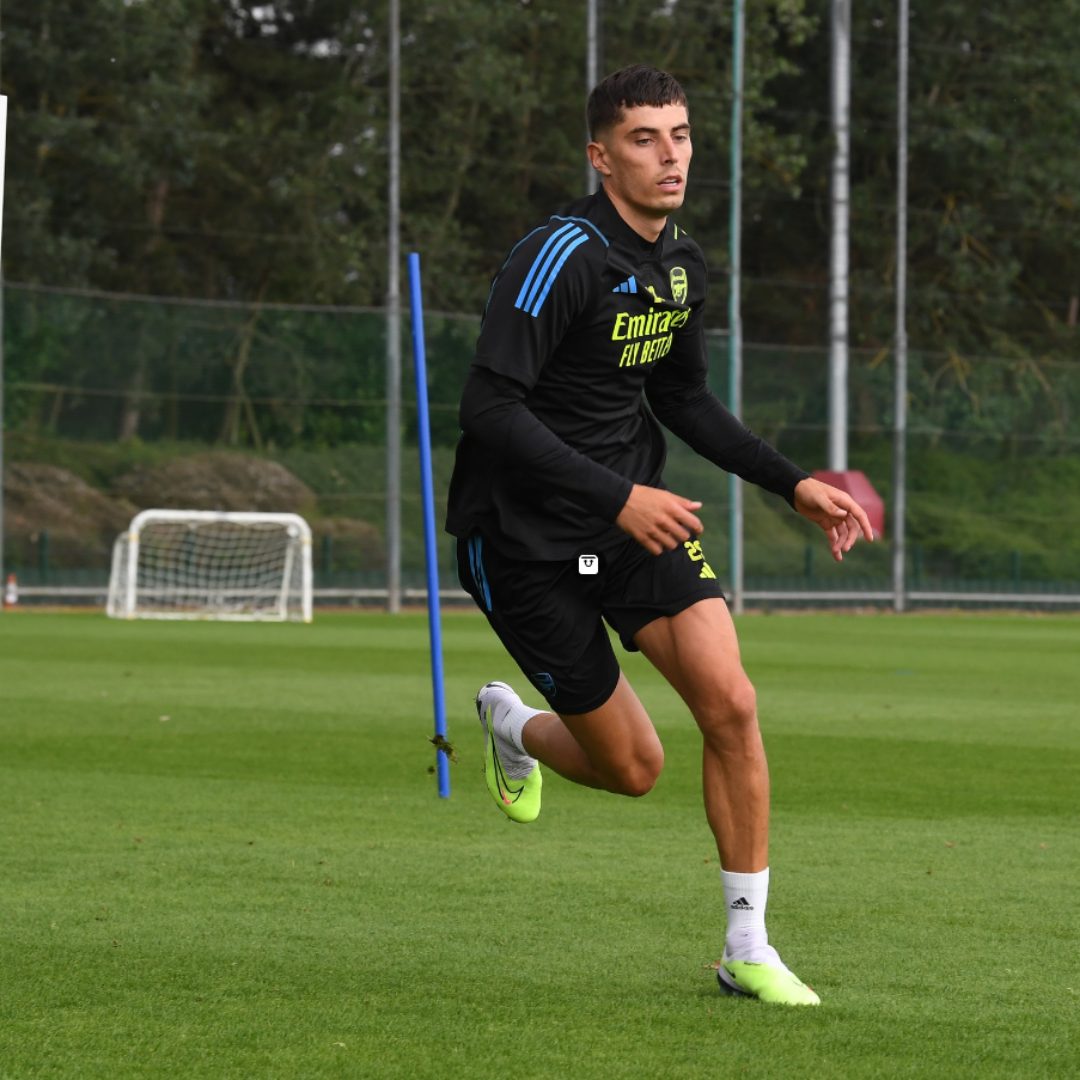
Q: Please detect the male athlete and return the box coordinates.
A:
[446,65,873,1007]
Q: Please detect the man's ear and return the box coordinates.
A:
[586,140,610,177]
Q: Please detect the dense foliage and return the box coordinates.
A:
[3,1,1080,584]
[7,3,1080,449]
[5,1,1078,354]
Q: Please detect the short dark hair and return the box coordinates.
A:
[587,65,688,139]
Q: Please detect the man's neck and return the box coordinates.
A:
[602,186,667,243]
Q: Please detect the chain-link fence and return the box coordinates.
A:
[4,283,1080,605]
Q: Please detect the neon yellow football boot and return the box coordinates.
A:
[717,954,821,1006]
[476,681,542,824]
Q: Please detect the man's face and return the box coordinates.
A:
[588,103,692,235]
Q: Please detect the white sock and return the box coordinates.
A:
[721,867,774,962]
[499,698,544,757]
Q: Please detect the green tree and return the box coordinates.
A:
[749,2,1080,433]
[3,0,209,291]
[4,0,1079,431]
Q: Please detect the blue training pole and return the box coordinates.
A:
[407,252,451,798]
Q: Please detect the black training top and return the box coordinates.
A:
[445,186,807,561]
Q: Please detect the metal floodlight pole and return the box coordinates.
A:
[728,0,745,614]
[385,0,402,613]
[586,0,600,194]
[828,0,851,472]
[892,0,910,613]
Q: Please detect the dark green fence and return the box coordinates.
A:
[4,283,1080,601]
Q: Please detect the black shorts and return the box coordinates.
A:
[457,532,725,715]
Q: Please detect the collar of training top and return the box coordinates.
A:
[580,185,673,258]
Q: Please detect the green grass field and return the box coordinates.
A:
[1,610,1077,1079]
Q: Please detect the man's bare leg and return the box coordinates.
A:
[494,600,764,830]
[631,598,820,1004]
[632,598,768,872]
[520,672,665,798]
[475,671,664,826]
[478,601,817,1001]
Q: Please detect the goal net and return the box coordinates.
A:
[106,509,313,622]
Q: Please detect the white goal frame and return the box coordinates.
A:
[106,509,313,622]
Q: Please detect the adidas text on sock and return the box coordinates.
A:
[721,867,770,956]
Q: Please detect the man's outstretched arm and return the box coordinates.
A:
[646,334,874,560]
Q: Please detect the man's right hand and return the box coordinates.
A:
[615,483,704,556]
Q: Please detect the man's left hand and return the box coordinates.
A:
[792,477,875,562]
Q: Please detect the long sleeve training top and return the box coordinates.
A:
[446,187,807,560]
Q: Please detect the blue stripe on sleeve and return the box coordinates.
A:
[526,233,590,316]
[550,215,610,247]
[516,226,584,316]
[513,222,578,312]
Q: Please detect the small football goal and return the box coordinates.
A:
[106,509,313,622]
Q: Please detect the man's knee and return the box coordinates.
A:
[694,674,758,743]
[605,745,664,797]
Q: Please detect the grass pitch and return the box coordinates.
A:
[0,610,1077,1079]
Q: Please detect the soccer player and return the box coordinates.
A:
[446,65,873,1007]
